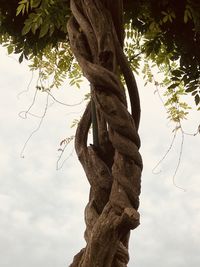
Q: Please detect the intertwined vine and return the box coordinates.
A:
[67,0,142,266]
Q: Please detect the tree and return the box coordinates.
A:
[0,1,200,266]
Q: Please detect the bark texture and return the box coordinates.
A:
[67,1,142,266]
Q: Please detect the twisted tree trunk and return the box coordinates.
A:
[67,1,142,266]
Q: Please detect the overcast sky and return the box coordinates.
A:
[0,47,200,267]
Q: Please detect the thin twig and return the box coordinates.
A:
[152,128,177,174]
[18,110,44,119]
[17,71,34,99]
[18,81,39,119]
[56,135,75,170]
[20,93,49,158]
[172,130,186,192]
[44,89,84,107]
[56,146,75,170]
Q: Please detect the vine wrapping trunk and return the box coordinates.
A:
[67,0,142,266]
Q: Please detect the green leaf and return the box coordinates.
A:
[26,1,29,13]
[171,70,182,77]
[39,22,49,38]
[195,94,200,105]
[184,12,188,23]
[18,0,28,3]
[163,15,168,23]
[31,21,40,34]
[192,90,198,96]
[185,87,196,93]
[16,4,25,16]
[168,83,179,89]
[184,9,192,24]
[22,22,32,35]
[31,0,42,8]
[19,53,23,63]
[171,76,180,82]
[7,45,13,55]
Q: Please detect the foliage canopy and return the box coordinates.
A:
[1,0,200,118]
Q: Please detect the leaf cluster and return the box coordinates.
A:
[0,0,69,58]
[0,0,200,111]
[125,0,200,108]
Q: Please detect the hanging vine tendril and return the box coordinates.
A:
[67,1,142,266]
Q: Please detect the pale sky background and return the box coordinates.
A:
[0,46,200,267]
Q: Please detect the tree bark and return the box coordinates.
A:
[67,1,142,266]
